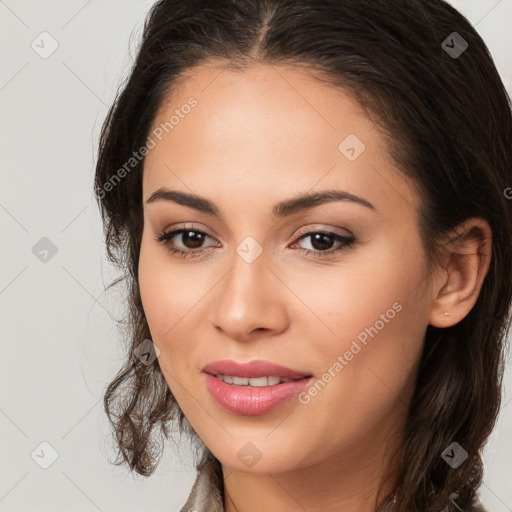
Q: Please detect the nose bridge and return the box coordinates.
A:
[210,237,287,338]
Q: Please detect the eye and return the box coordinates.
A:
[291,230,356,259]
[154,226,219,259]
[154,226,356,259]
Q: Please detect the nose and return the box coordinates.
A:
[209,247,289,342]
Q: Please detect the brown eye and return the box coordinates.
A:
[307,233,335,251]
[179,230,207,249]
[155,228,219,258]
[292,231,356,259]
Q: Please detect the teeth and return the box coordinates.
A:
[233,376,249,385]
[215,374,296,386]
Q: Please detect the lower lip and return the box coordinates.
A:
[203,373,312,416]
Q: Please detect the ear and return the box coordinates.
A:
[428,217,492,328]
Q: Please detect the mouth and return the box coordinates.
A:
[209,373,307,387]
[202,362,314,416]
[202,359,313,384]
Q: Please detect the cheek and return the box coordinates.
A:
[138,248,195,402]
[138,240,166,332]
[139,234,192,329]
[293,235,428,407]
[138,236,213,377]
[289,232,427,348]
[139,238,186,351]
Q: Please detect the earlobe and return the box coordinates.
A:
[428,218,492,328]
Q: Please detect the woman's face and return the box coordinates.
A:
[139,62,434,475]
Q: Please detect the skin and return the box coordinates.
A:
[138,62,492,512]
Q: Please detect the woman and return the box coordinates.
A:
[94,0,512,510]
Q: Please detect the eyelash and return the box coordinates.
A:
[154,225,356,260]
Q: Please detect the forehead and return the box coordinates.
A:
[149,62,374,153]
[142,62,419,219]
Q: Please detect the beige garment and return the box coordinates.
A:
[179,449,488,512]
[179,449,224,512]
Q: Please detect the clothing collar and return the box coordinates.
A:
[179,449,224,512]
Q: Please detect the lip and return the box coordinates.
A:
[202,359,313,416]
[202,359,312,380]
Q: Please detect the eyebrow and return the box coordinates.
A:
[145,187,376,217]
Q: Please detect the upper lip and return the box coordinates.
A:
[202,359,312,380]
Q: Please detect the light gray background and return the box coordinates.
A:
[1,1,511,511]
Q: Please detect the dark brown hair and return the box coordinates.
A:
[94,1,512,510]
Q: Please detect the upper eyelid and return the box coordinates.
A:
[162,225,352,246]
[293,225,353,238]
[166,224,217,240]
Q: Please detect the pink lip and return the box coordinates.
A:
[202,359,311,379]
[202,359,313,416]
